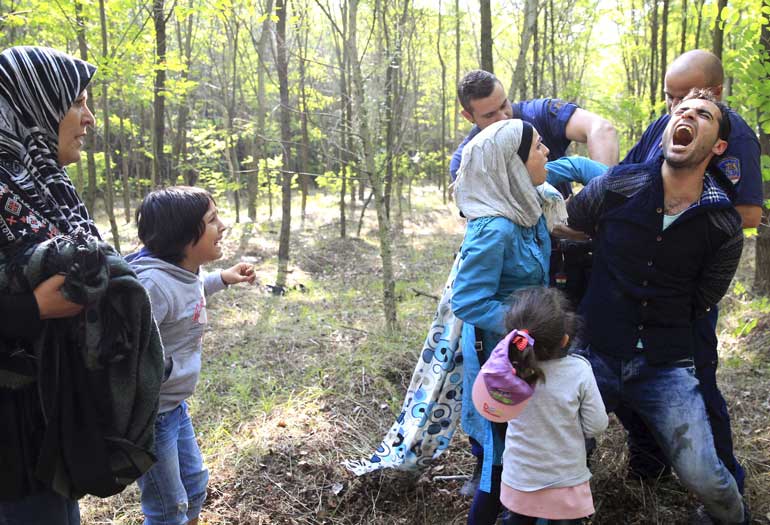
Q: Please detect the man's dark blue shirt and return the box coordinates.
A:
[567,160,743,364]
[449,98,578,181]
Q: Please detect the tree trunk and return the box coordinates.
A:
[349,0,397,330]
[755,18,770,293]
[298,6,311,224]
[334,1,350,237]
[152,0,168,187]
[712,0,728,59]
[679,0,687,55]
[438,0,447,203]
[224,20,241,223]
[275,0,293,289]
[98,0,121,252]
[479,0,493,72]
[250,0,274,222]
[695,0,705,48]
[382,1,395,219]
[137,104,150,194]
[510,0,538,101]
[73,0,98,213]
[172,10,195,184]
[649,0,659,114]
[248,135,260,221]
[544,0,559,98]
[660,0,669,107]
[119,107,131,223]
[453,0,460,143]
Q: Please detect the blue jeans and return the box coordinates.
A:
[137,401,209,525]
[468,465,504,525]
[619,307,745,492]
[582,348,744,524]
[0,490,79,525]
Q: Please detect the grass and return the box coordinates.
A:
[80,186,770,524]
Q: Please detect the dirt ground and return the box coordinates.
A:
[82,188,770,524]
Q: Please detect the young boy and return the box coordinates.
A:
[127,186,255,525]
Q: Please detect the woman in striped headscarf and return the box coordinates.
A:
[0,46,97,524]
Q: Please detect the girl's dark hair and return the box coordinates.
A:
[503,287,579,385]
[135,186,214,264]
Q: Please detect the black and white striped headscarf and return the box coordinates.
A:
[0,46,100,240]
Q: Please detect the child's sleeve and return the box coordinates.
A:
[140,276,170,327]
[202,270,228,297]
[578,363,609,438]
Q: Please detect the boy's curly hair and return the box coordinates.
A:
[503,287,579,385]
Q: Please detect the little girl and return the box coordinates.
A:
[472,286,608,525]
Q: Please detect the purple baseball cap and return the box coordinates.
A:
[471,330,535,423]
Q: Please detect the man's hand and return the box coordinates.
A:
[33,274,83,320]
[221,263,257,286]
[552,224,590,241]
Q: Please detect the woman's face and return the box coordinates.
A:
[57,90,94,166]
[525,130,549,186]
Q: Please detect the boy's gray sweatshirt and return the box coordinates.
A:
[130,256,227,414]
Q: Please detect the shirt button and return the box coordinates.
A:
[642,300,648,307]
[656,235,662,242]
[643,280,649,286]
[647,260,653,266]
[638,324,644,331]
[656,207,663,214]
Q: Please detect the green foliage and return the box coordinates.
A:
[255,155,284,198]
[316,165,353,194]
[413,150,444,184]
[732,317,758,337]
[3,0,769,258]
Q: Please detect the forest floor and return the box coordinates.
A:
[81,187,770,524]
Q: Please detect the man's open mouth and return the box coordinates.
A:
[673,124,694,147]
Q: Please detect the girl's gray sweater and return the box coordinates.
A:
[501,354,608,491]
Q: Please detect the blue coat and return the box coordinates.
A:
[451,215,550,492]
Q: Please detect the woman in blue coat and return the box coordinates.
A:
[452,118,564,525]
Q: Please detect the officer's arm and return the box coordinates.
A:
[736,205,762,229]
[565,108,619,167]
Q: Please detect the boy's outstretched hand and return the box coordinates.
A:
[221,263,258,286]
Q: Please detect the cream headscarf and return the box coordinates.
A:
[454,119,567,231]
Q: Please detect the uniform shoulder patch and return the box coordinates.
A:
[717,156,741,185]
[547,98,566,116]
